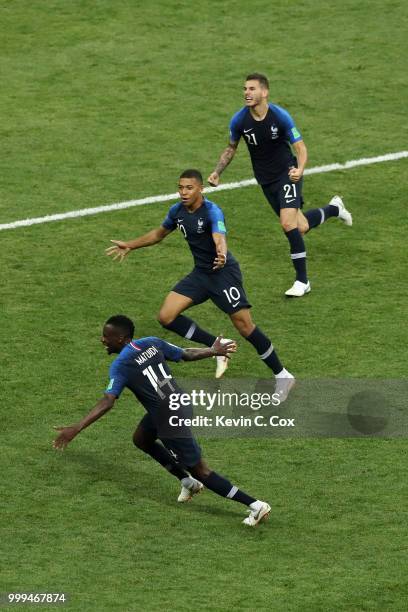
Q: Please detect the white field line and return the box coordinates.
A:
[1,150,407,232]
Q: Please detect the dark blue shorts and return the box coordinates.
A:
[261,175,304,216]
[139,412,202,469]
[172,262,252,315]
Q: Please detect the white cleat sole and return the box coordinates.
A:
[275,376,296,403]
[330,195,352,226]
[215,338,233,378]
[215,356,228,379]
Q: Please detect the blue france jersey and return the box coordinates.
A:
[229,103,303,185]
[162,198,238,272]
[105,337,184,413]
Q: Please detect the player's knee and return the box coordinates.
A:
[239,323,254,337]
[281,218,296,233]
[132,430,150,451]
[190,460,211,480]
[232,316,254,338]
[298,220,309,235]
[157,310,174,327]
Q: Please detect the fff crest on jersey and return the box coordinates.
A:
[270,125,279,139]
[197,218,205,233]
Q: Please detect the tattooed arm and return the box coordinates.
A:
[207,141,239,186]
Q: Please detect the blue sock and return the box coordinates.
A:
[305,205,338,230]
[161,315,216,347]
[246,326,283,375]
[284,228,307,283]
[201,471,256,506]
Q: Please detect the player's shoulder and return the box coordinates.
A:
[167,201,184,216]
[203,199,224,216]
[139,336,183,358]
[109,352,126,374]
[133,336,162,350]
[268,103,294,124]
[230,106,249,126]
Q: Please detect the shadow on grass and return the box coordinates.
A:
[46,448,240,519]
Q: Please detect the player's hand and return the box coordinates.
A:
[288,167,303,183]
[53,425,80,450]
[212,336,237,358]
[207,172,220,187]
[213,251,227,270]
[105,240,131,262]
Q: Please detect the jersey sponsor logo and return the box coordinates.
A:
[270,125,279,139]
[134,345,159,366]
[107,378,114,391]
[217,220,226,232]
[197,217,205,233]
[243,128,253,133]
[291,127,301,139]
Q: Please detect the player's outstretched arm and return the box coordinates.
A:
[106,227,171,262]
[53,394,116,450]
[208,142,239,186]
[182,336,237,361]
[212,232,228,270]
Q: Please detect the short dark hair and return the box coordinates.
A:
[179,169,203,184]
[245,73,269,89]
[105,315,135,338]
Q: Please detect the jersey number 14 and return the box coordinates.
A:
[142,363,175,399]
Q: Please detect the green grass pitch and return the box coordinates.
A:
[1,1,407,610]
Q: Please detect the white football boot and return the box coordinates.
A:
[215,338,233,379]
[275,370,296,403]
[285,280,311,297]
[242,500,271,527]
[177,477,204,502]
[329,195,352,226]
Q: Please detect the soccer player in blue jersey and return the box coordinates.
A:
[208,72,352,297]
[105,169,294,399]
[53,315,271,526]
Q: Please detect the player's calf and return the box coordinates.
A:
[189,462,270,526]
[133,429,190,481]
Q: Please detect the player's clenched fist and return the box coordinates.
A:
[207,172,220,187]
[288,167,303,183]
